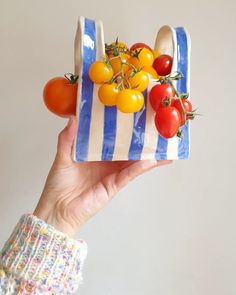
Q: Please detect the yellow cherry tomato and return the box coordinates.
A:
[126,70,149,92]
[111,41,128,51]
[98,83,119,106]
[107,41,129,56]
[130,48,154,68]
[89,61,114,84]
[133,90,145,111]
[128,56,141,69]
[116,89,144,113]
[153,50,161,59]
[142,66,160,79]
[110,53,130,74]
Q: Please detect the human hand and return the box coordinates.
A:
[34,116,172,237]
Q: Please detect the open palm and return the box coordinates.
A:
[34,116,171,237]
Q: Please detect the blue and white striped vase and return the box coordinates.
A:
[73,16,191,162]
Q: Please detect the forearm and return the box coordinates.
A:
[0,214,87,294]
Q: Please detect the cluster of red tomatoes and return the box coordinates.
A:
[43,40,195,139]
[150,79,193,138]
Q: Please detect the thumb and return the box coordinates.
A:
[56,116,77,164]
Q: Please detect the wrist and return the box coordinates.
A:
[33,205,77,238]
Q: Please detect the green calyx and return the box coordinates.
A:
[64,73,78,84]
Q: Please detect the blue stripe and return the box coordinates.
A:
[155,135,168,160]
[101,106,117,160]
[75,18,96,161]
[128,90,148,160]
[176,27,190,159]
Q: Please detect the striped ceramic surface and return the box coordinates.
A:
[73,17,191,162]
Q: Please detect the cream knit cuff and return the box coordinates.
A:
[0,214,88,294]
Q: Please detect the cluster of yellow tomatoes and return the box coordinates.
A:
[88,40,161,113]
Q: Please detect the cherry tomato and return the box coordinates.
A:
[89,61,114,84]
[153,54,173,76]
[129,48,154,68]
[98,83,119,106]
[155,106,181,138]
[112,41,128,50]
[142,66,159,79]
[128,56,141,69]
[173,98,193,125]
[110,53,130,74]
[107,42,129,56]
[133,90,145,111]
[130,42,152,52]
[43,76,77,117]
[116,89,144,113]
[126,70,149,92]
[149,83,175,111]
[153,50,161,59]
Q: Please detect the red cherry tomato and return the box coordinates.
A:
[43,75,78,117]
[155,106,181,138]
[173,99,193,125]
[153,54,173,76]
[130,42,152,52]
[149,83,175,111]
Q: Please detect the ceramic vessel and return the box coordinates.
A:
[73,16,191,162]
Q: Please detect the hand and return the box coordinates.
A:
[34,116,172,237]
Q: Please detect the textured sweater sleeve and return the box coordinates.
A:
[0,214,88,294]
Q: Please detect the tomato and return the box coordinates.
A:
[110,53,130,74]
[89,61,114,84]
[153,54,173,76]
[155,106,181,138]
[128,56,141,69]
[130,42,152,52]
[153,50,161,59]
[173,98,192,125]
[116,89,144,113]
[149,83,175,111]
[107,41,129,56]
[43,76,77,117]
[126,70,149,92]
[129,48,154,68]
[133,90,145,111]
[142,66,159,79]
[98,83,119,106]
[111,41,128,50]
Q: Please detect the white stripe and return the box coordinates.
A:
[141,78,157,160]
[112,111,134,161]
[87,20,105,161]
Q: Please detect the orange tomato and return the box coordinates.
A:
[126,70,149,92]
[133,90,145,111]
[110,53,130,74]
[128,56,141,69]
[43,76,78,118]
[111,41,128,51]
[153,50,161,59]
[98,83,119,106]
[116,89,144,113]
[106,41,129,56]
[89,61,114,84]
[142,66,160,79]
[130,47,154,68]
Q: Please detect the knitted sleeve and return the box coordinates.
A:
[0,214,88,294]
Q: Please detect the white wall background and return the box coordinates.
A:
[0,0,235,294]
